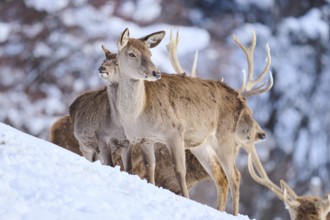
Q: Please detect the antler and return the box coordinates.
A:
[166,30,198,77]
[242,125,302,208]
[233,32,273,97]
[234,124,284,200]
[246,151,285,201]
[239,124,330,219]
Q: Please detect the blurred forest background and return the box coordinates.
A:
[0,0,329,219]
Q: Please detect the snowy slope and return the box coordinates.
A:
[0,122,251,220]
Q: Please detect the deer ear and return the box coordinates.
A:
[117,28,129,51]
[101,45,112,59]
[315,194,330,213]
[140,31,165,48]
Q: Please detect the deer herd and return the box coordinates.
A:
[49,28,330,219]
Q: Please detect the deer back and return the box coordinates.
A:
[49,115,82,156]
[138,73,259,147]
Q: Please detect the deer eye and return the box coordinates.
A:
[128,52,136,58]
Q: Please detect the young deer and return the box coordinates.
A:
[239,124,330,220]
[115,28,271,215]
[69,49,132,171]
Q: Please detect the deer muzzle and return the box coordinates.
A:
[98,66,106,73]
[257,132,266,140]
[152,70,161,79]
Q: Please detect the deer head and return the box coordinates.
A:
[281,180,330,220]
[98,45,120,86]
[117,28,165,81]
[241,125,330,220]
[235,107,266,144]
[232,32,272,145]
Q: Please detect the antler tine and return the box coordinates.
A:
[233,32,273,97]
[233,32,256,83]
[247,152,285,201]
[166,30,184,74]
[166,30,198,77]
[280,180,298,199]
[245,72,273,97]
[238,69,247,94]
[246,43,272,91]
[190,50,198,78]
[281,180,301,208]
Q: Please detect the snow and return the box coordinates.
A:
[0,22,10,43]
[281,8,329,43]
[118,0,161,23]
[133,0,162,22]
[34,42,52,58]
[234,0,274,10]
[0,122,251,220]
[24,0,70,13]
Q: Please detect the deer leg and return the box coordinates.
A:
[218,152,241,216]
[166,135,189,198]
[98,143,114,166]
[139,141,156,184]
[79,143,98,162]
[120,142,133,174]
[190,145,228,211]
[211,158,228,211]
[95,134,114,166]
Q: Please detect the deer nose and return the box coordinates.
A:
[152,71,161,79]
[257,132,266,140]
[98,66,105,72]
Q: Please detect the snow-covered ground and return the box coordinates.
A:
[0,122,251,220]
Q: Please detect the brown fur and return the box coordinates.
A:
[69,87,109,163]
[49,115,82,156]
[246,145,330,220]
[49,113,210,194]
[294,197,323,220]
[68,51,132,170]
[115,28,265,215]
[282,182,330,220]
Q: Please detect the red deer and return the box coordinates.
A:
[114,28,272,215]
[239,125,330,220]
[69,49,132,171]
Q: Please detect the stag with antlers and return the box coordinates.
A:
[238,125,330,220]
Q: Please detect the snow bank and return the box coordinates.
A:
[0,123,251,220]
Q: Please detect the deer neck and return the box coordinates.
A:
[117,73,146,120]
[106,84,122,125]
